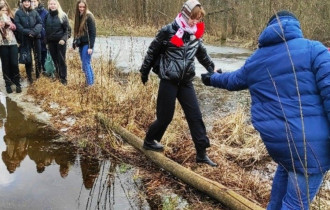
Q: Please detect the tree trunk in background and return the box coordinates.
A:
[6,0,329,44]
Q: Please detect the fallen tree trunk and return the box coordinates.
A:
[97,114,264,210]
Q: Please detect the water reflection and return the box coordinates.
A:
[0,94,148,209]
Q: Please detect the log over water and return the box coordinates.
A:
[97,114,264,210]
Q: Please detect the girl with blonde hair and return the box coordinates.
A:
[44,0,69,85]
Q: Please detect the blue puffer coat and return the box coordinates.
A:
[210,15,330,174]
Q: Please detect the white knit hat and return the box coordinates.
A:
[181,0,201,22]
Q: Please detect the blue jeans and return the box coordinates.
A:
[267,165,324,210]
[79,45,94,86]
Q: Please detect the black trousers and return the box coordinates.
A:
[25,38,42,79]
[48,41,67,82]
[0,45,20,87]
[145,79,210,150]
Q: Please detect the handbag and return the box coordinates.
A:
[18,46,32,64]
[44,50,55,77]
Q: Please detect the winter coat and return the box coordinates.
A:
[35,4,48,41]
[14,7,42,43]
[140,20,214,82]
[210,15,330,174]
[0,14,17,46]
[45,10,69,42]
[77,13,96,49]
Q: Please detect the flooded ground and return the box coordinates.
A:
[91,36,252,74]
[0,94,149,210]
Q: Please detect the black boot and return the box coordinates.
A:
[143,139,164,151]
[6,86,13,94]
[196,148,217,167]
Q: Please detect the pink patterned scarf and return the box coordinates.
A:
[170,13,205,47]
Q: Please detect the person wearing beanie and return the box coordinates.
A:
[32,0,48,74]
[14,0,42,83]
[140,0,217,167]
[201,10,330,209]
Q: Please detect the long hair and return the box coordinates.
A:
[47,0,67,23]
[0,0,14,18]
[74,0,93,37]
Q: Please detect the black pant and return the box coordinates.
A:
[0,45,20,87]
[25,38,42,79]
[48,41,67,82]
[145,79,210,149]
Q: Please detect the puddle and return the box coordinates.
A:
[0,94,149,210]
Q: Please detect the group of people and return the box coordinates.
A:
[0,0,96,94]
[140,0,330,209]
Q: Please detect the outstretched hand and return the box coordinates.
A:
[201,72,214,86]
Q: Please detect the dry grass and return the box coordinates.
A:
[23,48,329,209]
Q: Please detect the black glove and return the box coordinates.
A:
[216,68,222,74]
[201,72,214,86]
[141,74,148,85]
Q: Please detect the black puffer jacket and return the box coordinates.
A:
[140,21,214,82]
[45,10,69,42]
[14,8,42,40]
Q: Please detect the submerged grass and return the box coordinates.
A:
[23,46,328,209]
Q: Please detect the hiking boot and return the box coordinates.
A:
[196,148,217,167]
[16,86,22,93]
[143,139,164,152]
[6,86,13,94]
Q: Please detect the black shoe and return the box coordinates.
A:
[16,86,22,93]
[28,77,33,84]
[6,86,13,94]
[61,80,67,86]
[143,140,164,151]
[196,149,217,167]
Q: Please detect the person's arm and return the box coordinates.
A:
[312,41,330,122]
[86,13,96,49]
[139,26,167,84]
[209,64,248,91]
[60,16,69,42]
[195,40,215,73]
[31,11,42,37]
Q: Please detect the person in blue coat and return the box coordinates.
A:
[32,0,48,74]
[202,10,330,210]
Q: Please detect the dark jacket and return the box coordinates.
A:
[78,13,96,49]
[210,16,330,174]
[140,21,214,82]
[45,10,69,42]
[35,4,48,41]
[14,7,42,42]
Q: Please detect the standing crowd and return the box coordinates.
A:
[0,0,96,93]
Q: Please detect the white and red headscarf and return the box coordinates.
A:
[170,13,204,47]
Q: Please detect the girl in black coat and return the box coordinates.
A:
[45,0,69,85]
[139,0,217,166]
[14,0,42,83]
